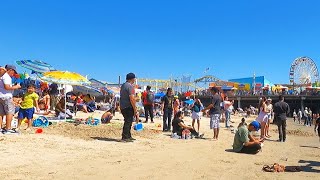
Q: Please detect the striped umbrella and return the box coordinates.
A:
[16,60,55,73]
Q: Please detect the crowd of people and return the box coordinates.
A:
[0,64,115,134]
[2,69,319,153]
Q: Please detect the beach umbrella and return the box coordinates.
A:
[39,71,91,120]
[154,92,165,99]
[73,85,103,97]
[40,71,90,86]
[16,60,55,73]
[184,99,194,105]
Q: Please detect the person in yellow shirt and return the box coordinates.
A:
[17,84,40,130]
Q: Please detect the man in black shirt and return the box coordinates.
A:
[273,95,290,142]
[161,88,174,132]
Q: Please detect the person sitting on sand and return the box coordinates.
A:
[75,92,89,113]
[55,97,73,119]
[238,118,247,128]
[38,89,50,112]
[172,111,204,138]
[83,94,96,112]
[101,108,113,124]
[233,121,263,154]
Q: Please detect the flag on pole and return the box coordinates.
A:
[204,67,210,74]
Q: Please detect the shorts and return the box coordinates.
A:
[257,113,268,123]
[191,111,201,120]
[210,114,220,129]
[18,108,35,120]
[0,97,15,115]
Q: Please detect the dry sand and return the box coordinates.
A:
[0,111,319,180]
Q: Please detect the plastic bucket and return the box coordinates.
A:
[35,128,43,134]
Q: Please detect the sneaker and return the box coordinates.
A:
[143,121,148,123]
[151,121,154,123]
[129,137,136,141]
[195,134,205,139]
[2,129,19,135]
[120,139,134,143]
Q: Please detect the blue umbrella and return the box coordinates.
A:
[155,92,165,99]
[16,60,55,73]
[184,99,194,105]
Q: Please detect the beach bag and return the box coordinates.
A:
[146,92,154,104]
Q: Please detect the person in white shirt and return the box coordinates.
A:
[298,109,302,124]
[0,65,21,134]
[265,98,273,138]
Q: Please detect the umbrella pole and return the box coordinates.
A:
[65,85,67,121]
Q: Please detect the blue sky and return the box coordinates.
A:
[0,0,319,84]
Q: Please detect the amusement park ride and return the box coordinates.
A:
[289,56,319,91]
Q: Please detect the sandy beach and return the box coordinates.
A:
[0,112,319,180]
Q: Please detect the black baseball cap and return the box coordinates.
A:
[126,73,136,80]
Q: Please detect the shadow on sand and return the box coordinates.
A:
[298,160,320,173]
[300,145,319,149]
[91,137,122,142]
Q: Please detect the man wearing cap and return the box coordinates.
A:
[202,87,222,140]
[0,65,21,134]
[233,121,262,154]
[120,73,138,142]
[274,95,290,142]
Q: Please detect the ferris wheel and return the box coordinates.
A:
[289,57,319,86]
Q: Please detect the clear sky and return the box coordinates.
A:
[0,0,319,84]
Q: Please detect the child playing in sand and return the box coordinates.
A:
[17,84,40,130]
[101,108,113,124]
[315,114,320,142]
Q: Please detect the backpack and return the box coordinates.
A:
[146,92,154,104]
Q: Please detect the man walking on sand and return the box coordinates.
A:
[120,73,138,142]
[202,87,222,140]
[274,95,290,142]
